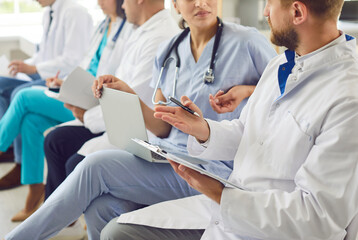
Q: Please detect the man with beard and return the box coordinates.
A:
[101,0,358,239]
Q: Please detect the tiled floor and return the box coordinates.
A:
[0,163,87,239]
[0,163,26,238]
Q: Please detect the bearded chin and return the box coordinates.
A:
[269,22,299,51]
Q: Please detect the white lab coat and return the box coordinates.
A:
[25,0,93,79]
[79,17,133,77]
[59,17,134,130]
[76,9,180,156]
[118,34,358,240]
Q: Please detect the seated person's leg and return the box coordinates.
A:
[44,126,102,199]
[0,76,27,118]
[10,79,46,101]
[5,149,200,240]
[85,194,146,239]
[101,219,204,240]
[65,153,85,176]
[0,88,74,190]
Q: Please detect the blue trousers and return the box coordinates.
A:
[5,150,201,240]
[0,73,42,119]
[44,126,103,199]
[0,88,74,184]
[10,79,47,164]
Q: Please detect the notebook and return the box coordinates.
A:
[45,67,98,110]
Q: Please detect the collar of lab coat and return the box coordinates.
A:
[130,9,171,41]
[277,32,357,100]
[284,32,357,76]
[295,31,349,63]
[48,0,63,13]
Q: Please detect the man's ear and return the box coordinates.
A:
[292,1,308,25]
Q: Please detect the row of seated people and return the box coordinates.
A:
[1,0,358,239]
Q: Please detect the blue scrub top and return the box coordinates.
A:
[87,26,109,77]
[150,22,277,177]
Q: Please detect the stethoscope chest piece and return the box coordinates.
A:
[203,69,214,84]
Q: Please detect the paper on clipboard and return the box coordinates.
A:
[44,67,99,110]
[132,138,245,190]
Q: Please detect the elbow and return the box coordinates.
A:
[153,125,172,139]
[155,132,170,139]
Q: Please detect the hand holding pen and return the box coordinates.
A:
[46,70,63,92]
[168,96,200,117]
[154,96,210,143]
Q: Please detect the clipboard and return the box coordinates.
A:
[132,138,245,190]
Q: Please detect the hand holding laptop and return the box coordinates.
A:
[93,75,135,99]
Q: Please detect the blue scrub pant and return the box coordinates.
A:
[0,88,74,184]
[10,79,47,164]
[44,126,103,199]
[5,150,201,240]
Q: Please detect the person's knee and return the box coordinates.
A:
[101,220,133,240]
[65,154,85,176]
[73,152,105,175]
[11,87,34,106]
[44,127,63,156]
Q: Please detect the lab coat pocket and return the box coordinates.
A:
[268,111,313,179]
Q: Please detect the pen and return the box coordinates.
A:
[49,70,61,92]
[168,96,200,117]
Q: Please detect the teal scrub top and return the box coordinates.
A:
[87,26,108,77]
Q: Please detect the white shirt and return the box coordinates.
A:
[79,17,134,77]
[59,17,134,131]
[25,0,93,79]
[77,9,180,156]
[118,34,358,240]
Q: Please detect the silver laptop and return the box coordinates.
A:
[99,87,168,163]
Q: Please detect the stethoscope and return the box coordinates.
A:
[152,17,224,105]
[97,17,126,49]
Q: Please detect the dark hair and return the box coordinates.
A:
[280,0,344,19]
[179,18,187,29]
[116,0,125,19]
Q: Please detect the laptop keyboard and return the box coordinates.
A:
[151,151,167,161]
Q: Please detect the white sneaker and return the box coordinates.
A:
[50,221,86,240]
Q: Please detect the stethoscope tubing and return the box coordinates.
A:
[97,17,126,44]
[152,17,224,105]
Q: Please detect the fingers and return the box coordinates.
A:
[8,61,24,76]
[8,60,21,68]
[154,105,177,114]
[209,99,225,114]
[64,103,73,110]
[92,80,100,98]
[214,90,225,98]
[46,80,52,87]
[180,96,202,116]
[215,92,233,103]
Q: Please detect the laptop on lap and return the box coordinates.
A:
[99,87,168,163]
